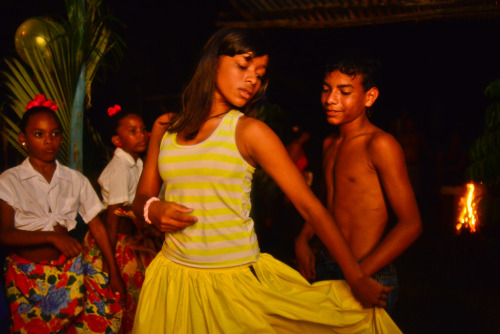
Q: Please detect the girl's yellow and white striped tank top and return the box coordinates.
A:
[158,109,260,268]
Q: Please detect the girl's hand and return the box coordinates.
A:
[295,237,316,282]
[50,232,83,258]
[149,200,198,233]
[349,276,394,308]
[109,271,126,300]
[149,113,174,145]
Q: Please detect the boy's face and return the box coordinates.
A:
[321,70,378,126]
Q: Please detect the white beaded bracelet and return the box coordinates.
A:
[144,197,160,224]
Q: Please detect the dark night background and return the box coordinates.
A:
[2,1,500,333]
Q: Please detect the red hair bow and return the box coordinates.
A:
[25,94,58,111]
[108,104,122,116]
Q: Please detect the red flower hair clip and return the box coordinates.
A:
[25,94,58,111]
[108,104,122,117]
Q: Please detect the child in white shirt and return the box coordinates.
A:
[83,105,162,333]
[0,97,124,333]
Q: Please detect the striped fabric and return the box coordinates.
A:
[158,110,260,268]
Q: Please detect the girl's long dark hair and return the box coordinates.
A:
[169,27,270,139]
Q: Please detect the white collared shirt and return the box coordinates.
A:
[0,159,104,231]
[98,147,143,207]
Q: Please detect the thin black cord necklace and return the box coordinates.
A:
[185,110,230,140]
[204,110,229,122]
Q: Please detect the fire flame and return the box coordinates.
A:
[456,182,479,233]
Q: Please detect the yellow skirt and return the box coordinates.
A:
[132,252,401,334]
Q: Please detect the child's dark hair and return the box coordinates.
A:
[325,50,382,92]
[169,27,271,139]
[110,110,138,136]
[105,105,143,144]
[19,106,61,133]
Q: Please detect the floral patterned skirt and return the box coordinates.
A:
[3,253,122,334]
[83,226,163,333]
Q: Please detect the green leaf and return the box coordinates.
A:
[484,78,500,100]
[2,0,124,171]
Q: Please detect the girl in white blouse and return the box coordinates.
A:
[0,98,125,333]
[84,105,162,333]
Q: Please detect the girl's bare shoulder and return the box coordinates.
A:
[236,114,272,138]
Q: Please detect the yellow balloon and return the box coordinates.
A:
[14,17,64,67]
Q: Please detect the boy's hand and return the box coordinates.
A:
[149,200,198,233]
[50,232,83,258]
[350,276,394,308]
[295,238,316,282]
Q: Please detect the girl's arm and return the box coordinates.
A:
[237,117,390,308]
[132,114,197,232]
[295,134,336,281]
[87,216,126,297]
[103,203,122,249]
[294,222,316,281]
[0,199,82,258]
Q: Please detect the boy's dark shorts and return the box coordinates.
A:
[316,249,399,314]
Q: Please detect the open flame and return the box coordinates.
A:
[456,182,480,233]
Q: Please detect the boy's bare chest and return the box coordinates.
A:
[324,139,376,187]
[329,137,371,166]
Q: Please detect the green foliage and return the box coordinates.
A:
[255,101,288,139]
[0,0,123,167]
[251,101,288,221]
[484,78,500,100]
[466,80,500,186]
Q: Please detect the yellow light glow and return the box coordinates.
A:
[35,36,47,48]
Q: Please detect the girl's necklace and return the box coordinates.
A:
[204,111,229,122]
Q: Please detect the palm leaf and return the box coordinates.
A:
[1,0,124,170]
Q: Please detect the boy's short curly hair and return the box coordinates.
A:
[325,50,382,92]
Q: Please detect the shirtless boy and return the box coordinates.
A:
[294,53,422,311]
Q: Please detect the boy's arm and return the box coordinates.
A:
[360,133,423,276]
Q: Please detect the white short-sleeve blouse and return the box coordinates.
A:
[0,159,104,231]
[98,147,143,207]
